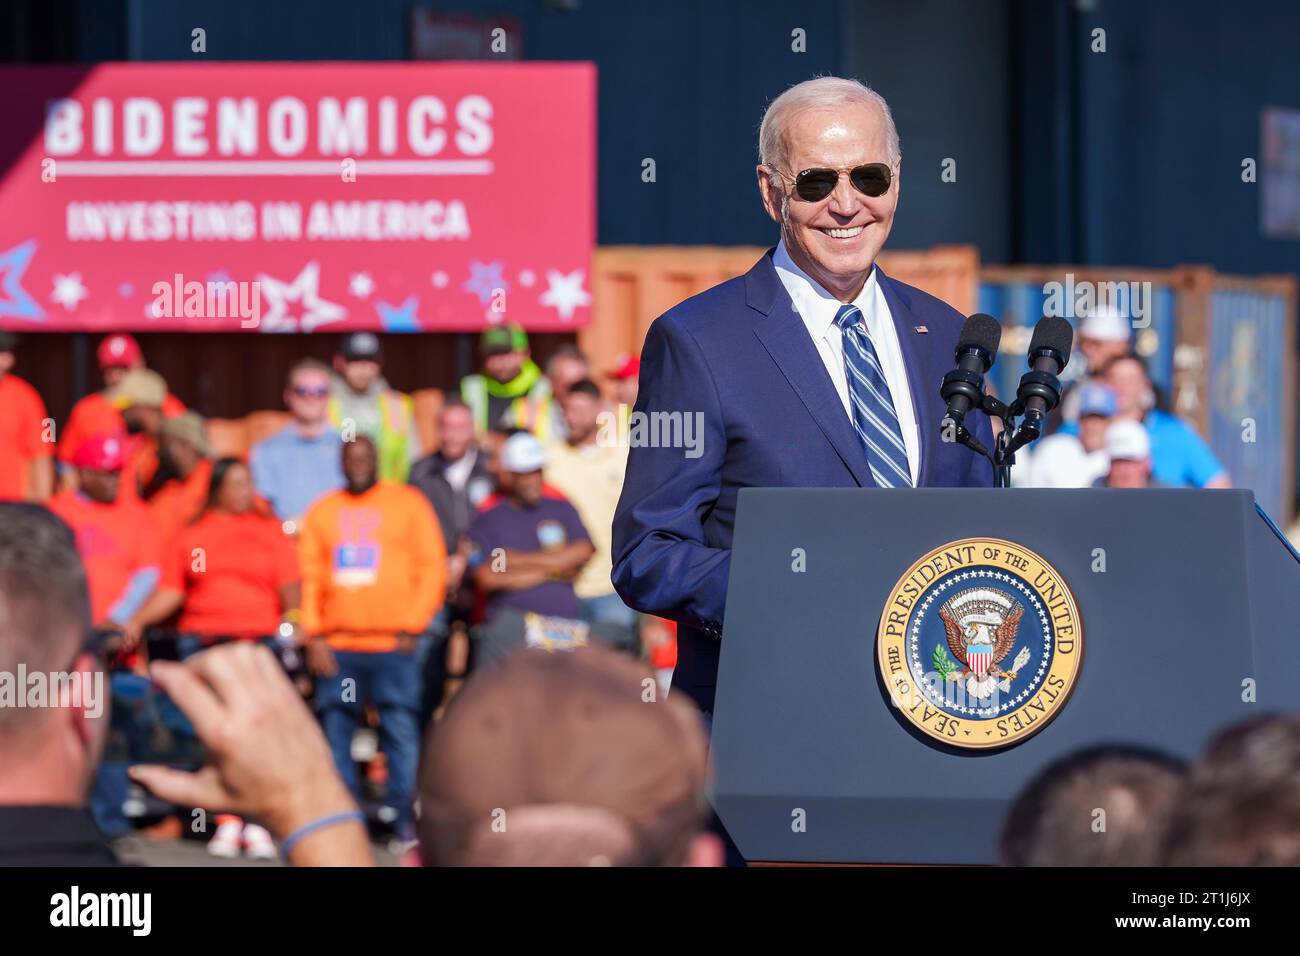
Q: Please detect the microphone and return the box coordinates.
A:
[1007,315,1073,452]
[939,313,1002,435]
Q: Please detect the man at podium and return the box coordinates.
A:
[612,76,995,720]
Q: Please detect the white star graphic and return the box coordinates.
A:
[51,272,88,311]
[431,270,449,289]
[256,262,346,332]
[538,268,591,321]
[519,269,536,288]
[349,273,374,299]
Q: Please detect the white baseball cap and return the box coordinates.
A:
[1104,420,1150,461]
[1079,304,1131,343]
[500,432,547,473]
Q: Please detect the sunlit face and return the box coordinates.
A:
[286,369,331,424]
[1107,457,1151,488]
[561,391,602,442]
[757,103,899,301]
[1104,359,1151,418]
[339,358,381,392]
[439,405,475,460]
[1078,413,1110,452]
[216,462,255,513]
[548,356,589,400]
[1079,336,1129,375]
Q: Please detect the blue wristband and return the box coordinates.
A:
[279,810,366,859]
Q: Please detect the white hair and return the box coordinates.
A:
[758,76,901,187]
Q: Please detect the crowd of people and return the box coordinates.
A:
[0,325,658,857]
[2,502,1299,868]
[1013,305,1232,490]
[0,316,1296,868]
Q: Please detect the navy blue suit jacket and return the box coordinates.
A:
[611,249,994,716]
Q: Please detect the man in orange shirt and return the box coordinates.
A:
[45,433,162,630]
[58,334,185,468]
[0,331,54,502]
[300,435,445,846]
[146,412,214,540]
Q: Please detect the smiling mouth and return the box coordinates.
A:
[819,225,866,239]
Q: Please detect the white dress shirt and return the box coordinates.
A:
[773,240,921,484]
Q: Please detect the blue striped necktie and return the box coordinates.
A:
[834,303,913,488]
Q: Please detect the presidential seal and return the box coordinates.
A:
[877,538,1083,750]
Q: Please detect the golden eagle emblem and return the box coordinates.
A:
[937,588,1030,700]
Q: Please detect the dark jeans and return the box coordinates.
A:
[314,648,422,834]
[419,611,471,736]
[90,672,201,836]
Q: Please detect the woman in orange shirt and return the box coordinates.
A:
[128,456,301,860]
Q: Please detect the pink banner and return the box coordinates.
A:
[0,63,595,333]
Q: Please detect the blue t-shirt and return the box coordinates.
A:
[1143,409,1226,487]
[249,425,345,521]
[1060,410,1225,488]
[468,496,590,620]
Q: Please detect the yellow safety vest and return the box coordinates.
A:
[328,391,414,482]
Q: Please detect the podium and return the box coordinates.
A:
[709,488,1300,864]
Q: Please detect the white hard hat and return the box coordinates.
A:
[500,432,547,473]
[1079,303,1131,343]
[1104,420,1150,461]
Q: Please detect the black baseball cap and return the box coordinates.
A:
[0,330,17,352]
[340,331,383,362]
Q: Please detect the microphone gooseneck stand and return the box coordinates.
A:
[948,384,1059,489]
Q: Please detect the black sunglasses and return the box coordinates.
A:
[772,162,893,201]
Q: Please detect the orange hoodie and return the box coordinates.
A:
[299,481,446,652]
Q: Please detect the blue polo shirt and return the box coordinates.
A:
[468,495,591,620]
[249,425,345,521]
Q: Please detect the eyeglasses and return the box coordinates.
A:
[291,386,330,398]
[769,162,893,202]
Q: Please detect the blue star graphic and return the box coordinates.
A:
[376,296,421,332]
[0,241,44,321]
[462,260,509,307]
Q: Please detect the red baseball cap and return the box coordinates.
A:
[97,333,143,370]
[71,433,127,472]
[605,353,640,381]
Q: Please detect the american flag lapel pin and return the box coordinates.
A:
[914,325,928,334]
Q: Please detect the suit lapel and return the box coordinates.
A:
[877,267,942,487]
[746,252,874,488]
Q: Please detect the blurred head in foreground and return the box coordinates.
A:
[1162,714,1300,866]
[0,505,105,804]
[417,645,721,866]
[1000,744,1185,866]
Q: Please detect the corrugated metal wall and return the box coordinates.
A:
[1207,285,1295,519]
